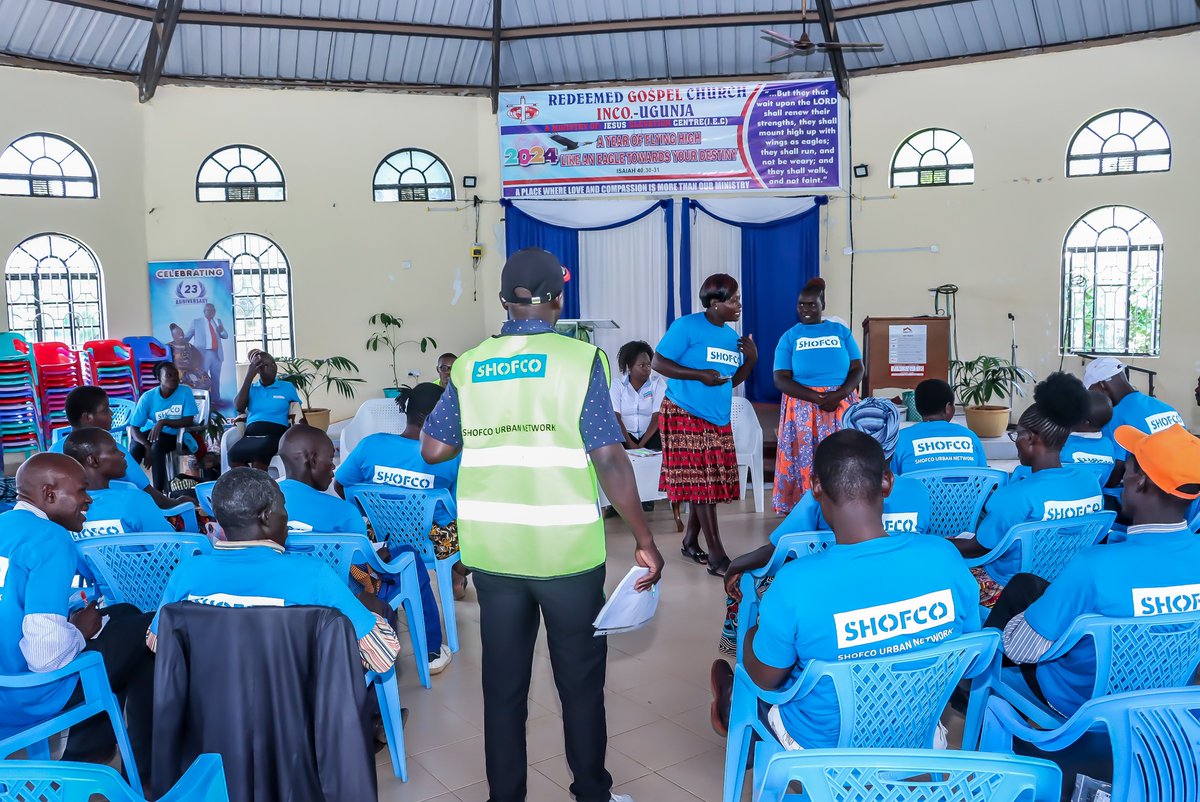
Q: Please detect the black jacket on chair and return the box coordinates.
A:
[151,603,378,802]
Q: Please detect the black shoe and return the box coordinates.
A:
[642,501,655,512]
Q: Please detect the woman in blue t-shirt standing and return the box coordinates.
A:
[229,350,303,470]
[772,278,864,514]
[653,273,758,577]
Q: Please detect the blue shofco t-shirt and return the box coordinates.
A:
[49,436,149,490]
[1023,526,1200,716]
[246,380,302,427]
[148,545,378,638]
[772,320,861,388]
[890,420,988,475]
[1102,392,1186,461]
[975,466,1104,586]
[770,476,932,543]
[0,509,82,725]
[1012,433,1118,485]
[79,484,171,538]
[278,479,368,535]
[130,386,199,436]
[753,534,980,748]
[655,312,742,426]
[335,434,460,527]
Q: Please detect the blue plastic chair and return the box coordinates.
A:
[964,511,1116,584]
[1188,499,1200,534]
[0,652,141,790]
[905,468,1008,538]
[723,630,999,802]
[109,397,136,447]
[74,533,210,613]
[194,481,216,517]
[344,485,461,653]
[964,610,1200,750]
[982,687,1200,802]
[755,749,1062,802]
[735,531,834,659]
[0,754,228,802]
[284,532,432,690]
[161,500,200,533]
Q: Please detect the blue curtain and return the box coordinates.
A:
[501,200,672,322]
[681,198,827,403]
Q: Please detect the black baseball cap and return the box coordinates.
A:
[500,248,571,305]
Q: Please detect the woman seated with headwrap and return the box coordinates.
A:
[228,350,303,471]
[715,397,932,655]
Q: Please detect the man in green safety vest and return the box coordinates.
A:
[422,247,664,802]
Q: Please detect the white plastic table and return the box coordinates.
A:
[597,451,667,507]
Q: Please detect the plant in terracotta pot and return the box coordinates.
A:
[365,312,438,398]
[951,356,1034,438]
[277,356,364,431]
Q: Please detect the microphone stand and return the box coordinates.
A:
[1008,313,1018,401]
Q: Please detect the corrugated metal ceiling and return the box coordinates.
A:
[0,0,1195,91]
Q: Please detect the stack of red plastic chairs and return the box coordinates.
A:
[33,341,91,442]
[83,339,139,403]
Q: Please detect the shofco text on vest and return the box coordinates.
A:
[473,355,549,383]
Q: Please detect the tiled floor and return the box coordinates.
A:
[378,496,776,802]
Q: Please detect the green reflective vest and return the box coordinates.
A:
[451,331,608,579]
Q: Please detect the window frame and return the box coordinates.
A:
[1060,205,1164,358]
[204,233,296,362]
[372,148,455,203]
[195,144,286,203]
[889,127,975,189]
[0,133,99,199]
[1066,108,1171,178]
[4,232,106,346]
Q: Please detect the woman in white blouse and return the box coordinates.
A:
[610,340,667,451]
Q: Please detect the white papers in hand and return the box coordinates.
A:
[592,566,659,636]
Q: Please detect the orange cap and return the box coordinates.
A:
[1115,424,1200,500]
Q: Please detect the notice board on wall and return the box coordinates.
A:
[861,316,951,396]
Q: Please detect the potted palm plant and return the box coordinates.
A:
[277,356,364,431]
[365,312,438,397]
[951,356,1034,438]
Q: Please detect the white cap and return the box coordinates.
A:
[1083,356,1126,389]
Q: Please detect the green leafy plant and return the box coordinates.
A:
[277,356,364,410]
[365,312,438,389]
[203,409,229,450]
[951,356,1034,408]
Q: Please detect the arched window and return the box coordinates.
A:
[196,145,285,202]
[1062,206,1163,357]
[205,234,294,361]
[373,148,453,202]
[1066,109,1171,177]
[5,233,105,345]
[890,128,974,188]
[0,133,98,198]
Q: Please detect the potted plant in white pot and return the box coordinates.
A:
[952,356,1034,438]
[277,356,364,431]
[365,312,438,398]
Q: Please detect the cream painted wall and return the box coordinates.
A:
[0,68,147,336]
[2,30,1197,424]
[821,32,1200,422]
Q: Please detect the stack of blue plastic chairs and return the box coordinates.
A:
[33,340,88,442]
[84,339,139,402]
[123,335,170,394]
[0,332,42,457]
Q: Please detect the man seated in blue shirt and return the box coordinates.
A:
[709,429,980,747]
[49,386,174,510]
[891,379,988,475]
[1086,357,1186,491]
[986,423,1200,717]
[128,362,198,492]
[278,425,451,676]
[0,453,155,770]
[63,428,173,538]
[953,373,1103,605]
[147,468,401,676]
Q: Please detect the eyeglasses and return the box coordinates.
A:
[1007,430,1029,442]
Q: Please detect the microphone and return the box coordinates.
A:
[1007,313,1015,321]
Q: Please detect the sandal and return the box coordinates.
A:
[680,542,709,564]
[706,557,731,578]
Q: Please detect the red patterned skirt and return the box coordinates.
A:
[658,398,741,504]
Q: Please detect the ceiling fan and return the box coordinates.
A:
[760,0,884,62]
